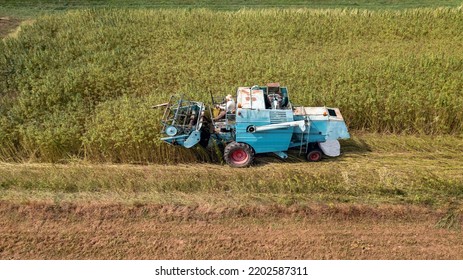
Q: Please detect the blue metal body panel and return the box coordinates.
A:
[160,134,188,146]
[288,118,350,149]
[234,108,294,153]
[326,120,350,140]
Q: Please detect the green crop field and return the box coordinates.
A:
[1,0,462,17]
[1,8,463,162]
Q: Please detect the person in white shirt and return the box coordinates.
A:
[213,94,235,121]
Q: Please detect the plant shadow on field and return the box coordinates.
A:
[251,137,371,167]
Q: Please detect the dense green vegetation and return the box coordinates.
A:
[1,0,462,17]
[1,8,463,162]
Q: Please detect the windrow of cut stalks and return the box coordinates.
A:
[1,8,463,163]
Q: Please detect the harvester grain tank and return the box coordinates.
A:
[157,83,350,167]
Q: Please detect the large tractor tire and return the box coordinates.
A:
[306,149,323,162]
[224,142,254,168]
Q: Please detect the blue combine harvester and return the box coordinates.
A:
[156,83,350,167]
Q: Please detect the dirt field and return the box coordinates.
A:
[0,201,462,259]
[0,17,21,37]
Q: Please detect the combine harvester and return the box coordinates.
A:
[156,83,350,167]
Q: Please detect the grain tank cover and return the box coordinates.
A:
[236,86,266,109]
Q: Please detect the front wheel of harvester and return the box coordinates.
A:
[224,142,254,168]
[306,149,322,162]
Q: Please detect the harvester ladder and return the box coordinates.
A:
[299,114,310,156]
[299,127,310,155]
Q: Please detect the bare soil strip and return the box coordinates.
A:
[0,17,21,37]
[1,201,462,259]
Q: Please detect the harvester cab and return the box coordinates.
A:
[156,83,350,167]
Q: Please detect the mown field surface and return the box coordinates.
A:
[1,134,462,259]
[2,134,463,208]
[1,3,463,259]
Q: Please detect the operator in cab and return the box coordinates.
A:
[213,94,235,121]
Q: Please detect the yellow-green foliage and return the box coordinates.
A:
[82,95,210,163]
[1,8,463,162]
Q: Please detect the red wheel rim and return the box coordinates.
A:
[231,149,249,165]
[309,152,320,161]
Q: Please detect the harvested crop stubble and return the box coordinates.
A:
[1,8,463,162]
[1,134,463,208]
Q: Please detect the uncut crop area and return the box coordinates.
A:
[1,8,463,162]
